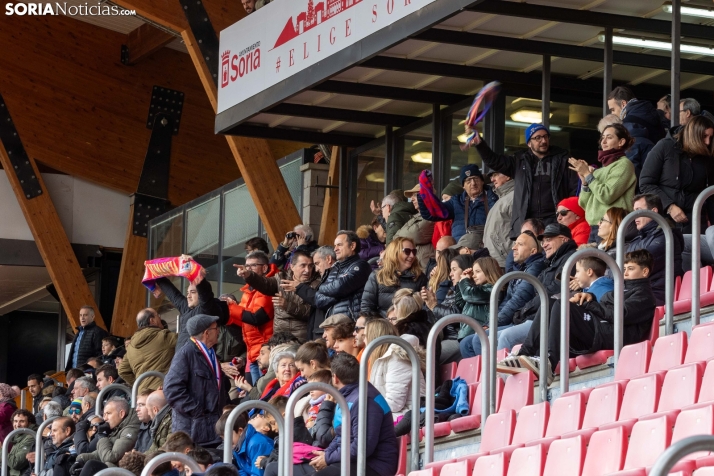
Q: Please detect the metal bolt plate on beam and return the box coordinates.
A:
[131,193,169,237]
[177,0,219,85]
[0,94,43,200]
[147,86,184,135]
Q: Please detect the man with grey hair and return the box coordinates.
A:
[680,97,701,126]
[376,190,416,244]
[164,314,229,446]
[43,401,63,421]
[292,246,336,339]
[118,307,177,393]
[71,377,97,400]
[73,397,139,471]
[65,305,108,371]
[271,223,319,269]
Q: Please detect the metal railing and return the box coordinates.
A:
[358,336,421,474]
[223,401,284,467]
[559,249,624,394]
[96,384,131,416]
[649,435,714,476]
[95,469,137,476]
[285,382,351,476]
[2,428,36,476]
[491,271,551,403]
[691,185,714,327]
[141,452,201,476]
[20,390,26,411]
[617,209,675,335]
[424,314,490,466]
[35,416,58,475]
[130,371,165,408]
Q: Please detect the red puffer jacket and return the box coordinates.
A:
[227,281,275,362]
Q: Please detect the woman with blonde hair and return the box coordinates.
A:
[428,248,458,304]
[361,236,428,316]
[365,319,426,419]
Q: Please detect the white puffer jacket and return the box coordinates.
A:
[369,334,426,418]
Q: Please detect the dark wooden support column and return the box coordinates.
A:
[0,94,105,331]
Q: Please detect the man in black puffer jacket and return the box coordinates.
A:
[313,231,372,320]
[472,124,578,241]
[66,307,108,371]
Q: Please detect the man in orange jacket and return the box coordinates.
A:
[231,251,276,384]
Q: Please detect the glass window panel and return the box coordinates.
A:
[280,157,303,210]
[451,110,484,182]
[403,122,433,190]
[356,145,386,228]
[222,184,260,298]
[186,196,220,291]
[148,211,185,311]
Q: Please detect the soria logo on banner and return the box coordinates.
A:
[217,0,438,113]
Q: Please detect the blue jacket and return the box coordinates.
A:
[418,189,498,241]
[584,277,614,302]
[498,253,547,326]
[324,382,398,476]
[626,220,684,306]
[313,255,372,319]
[432,377,469,416]
[233,424,274,476]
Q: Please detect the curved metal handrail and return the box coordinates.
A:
[35,416,58,475]
[691,185,714,326]
[285,382,350,476]
[559,249,624,394]
[649,435,714,476]
[140,452,201,476]
[617,209,675,335]
[358,336,421,474]
[20,390,26,411]
[424,314,490,466]
[95,469,137,476]
[491,271,550,403]
[131,371,165,408]
[96,383,131,416]
[222,401,284,467]
[2,428,36,476]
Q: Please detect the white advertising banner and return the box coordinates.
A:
[217,0,439,114]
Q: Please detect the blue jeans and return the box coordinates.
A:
[459,321,533,357]
[249,361,262,386]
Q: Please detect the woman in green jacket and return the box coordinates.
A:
[570,124,637,243]
[458,257,504,339]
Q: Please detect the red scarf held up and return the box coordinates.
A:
[598,148,624,168]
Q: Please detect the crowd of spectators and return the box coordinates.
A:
[1,85,712,476]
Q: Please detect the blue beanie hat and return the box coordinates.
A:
[525,123,549,143]
[459,164,483,185]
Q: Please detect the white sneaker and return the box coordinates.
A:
[496,355,527,374]
[519,355,554,386]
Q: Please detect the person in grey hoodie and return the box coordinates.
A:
[484,171,515,268]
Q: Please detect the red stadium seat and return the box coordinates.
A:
[614,341,651,382]
[678,267,712,303]
[526,392,585,449]
[490,402,549,458]
[439,362,457,382]
[600,373,663,435]
[456,356,481,384]
[396,436,408,476]
[649,331,687,373]
[686,325,714,364]
[698,360,714,404]
[439,461,468,476]
[656,362,703,414]
[582,427,628,476]
[607,416,672,475]
[498,371,534,414]
[407,469,434,476]
[480,410,516,453]
[422,459,454,475]
[497,348,509,362]
[695,467,714,475]
[671,404,714,462]
[554,358,577,375]
[563,382,624,439]
[576,350,614,370]
[507,444,546,476]
[472,452,508,476]
[543,435,586,476]
[450,378,504,434]
[651,307,664,347]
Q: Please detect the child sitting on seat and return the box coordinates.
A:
[458,257,504,336]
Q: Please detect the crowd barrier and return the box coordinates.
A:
[617,209,675,335]
[95,469,136,476]
[1,428,36,476]
[223,401,284,467]
[424,314,490,466]
[559,249,624,394]
[285,382,351,476]
[650,435,714,476]
[131,371,165,408]
[35,416,58,475]
[96,384,132,416]
[358,335,421,474]
[141,452,201,476]
[691,185,714,327]
[490,272,550,403]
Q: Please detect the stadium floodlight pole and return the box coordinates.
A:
[691,186,714,327]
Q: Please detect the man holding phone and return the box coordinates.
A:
[270,224,319,270]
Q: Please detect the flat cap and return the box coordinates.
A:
[319,313,352,329]
[186,314,219,337]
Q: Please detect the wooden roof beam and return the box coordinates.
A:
[122,23,176,65]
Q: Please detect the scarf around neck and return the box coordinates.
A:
[191,337,220,388]
[598,148,624,167]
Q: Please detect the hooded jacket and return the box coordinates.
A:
[368,335,426,418]
[244,268,320,342]
[6,424,37,476]
[626,220,684,306]
[313,255,372,319]
[484,179,515,267]
[497,253,547,326]
[323,382,398,476]
[163,338,230,446]
[639,131,714,229]
[65,321,108,371]
[148,404,172,452]
[418,189,498,242]
[76,411,140,467]
[360,269,428,317]
[118,327,177,393]
[156,277,223,350]
[393,213,436,269]
[621,98,665,179]
[581,277,656,352]
[476,140,578,240]
[386,200,418,244]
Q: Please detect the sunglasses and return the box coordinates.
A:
[69,408,81,415]
[402,248,417,256]
[556,210,571,217]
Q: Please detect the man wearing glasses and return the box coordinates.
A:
[164,314,229,447]
[469,122,578,242]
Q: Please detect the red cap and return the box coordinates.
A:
[557,197,585,218]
